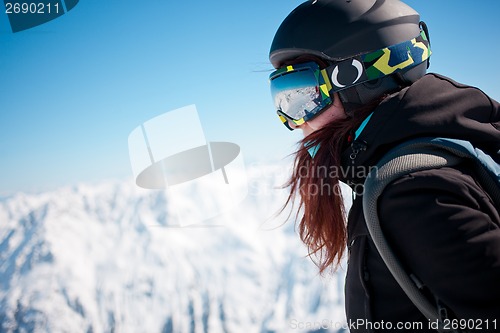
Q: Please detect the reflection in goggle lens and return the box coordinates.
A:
[271,69,322,121]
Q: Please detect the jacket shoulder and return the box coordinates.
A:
[377,164,500,320]
[400,73,500,124]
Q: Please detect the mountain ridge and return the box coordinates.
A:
[0,166,347,332]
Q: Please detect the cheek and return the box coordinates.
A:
[312,114,330,129]
[308,107,346,130]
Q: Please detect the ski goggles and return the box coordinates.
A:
[270,61,332,130]
[269,30,431,130]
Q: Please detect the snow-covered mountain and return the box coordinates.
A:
[0,164,349,333]
[274,87,320,120]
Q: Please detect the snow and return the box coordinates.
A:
[0,163,349,333]
[274,87,320,120]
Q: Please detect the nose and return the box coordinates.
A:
[289,120,313,137]
[287,120,301,129]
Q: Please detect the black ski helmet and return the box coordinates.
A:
[269,0,431,114]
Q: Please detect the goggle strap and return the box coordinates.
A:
[363,30,431,78]
[325,30,431,96]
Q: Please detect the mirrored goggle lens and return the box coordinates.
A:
[270,68,325,121]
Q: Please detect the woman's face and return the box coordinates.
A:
[287,93,347,136]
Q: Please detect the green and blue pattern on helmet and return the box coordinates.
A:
[363,31,431,79]
[326,30,431,91]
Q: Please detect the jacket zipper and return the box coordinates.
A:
[349,140,368,164]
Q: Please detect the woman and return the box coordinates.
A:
[268,0,500,331]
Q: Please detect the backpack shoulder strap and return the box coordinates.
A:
[362,137,500,332]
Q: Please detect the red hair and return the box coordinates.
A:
[280,101,378,274]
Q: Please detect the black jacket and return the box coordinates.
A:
[341,74,500,332]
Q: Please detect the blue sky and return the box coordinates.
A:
[1,0,499,193]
